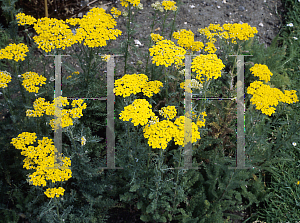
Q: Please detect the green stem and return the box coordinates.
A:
[2,86,16,124]
[169,9,178,41]
[161,11,168,38]
[124,4,132,75]
[172,147,183,210]
[164,66,168,105]
[13,61,27,105]
[144,10,157,78]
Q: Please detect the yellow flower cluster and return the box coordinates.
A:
[10,132,72,188]
[81,136,86,146]
[119,99,155,126]
[247,81,299,116]
[172,29,204,51]
[195,111,207,128]
[222,23,258,44]
[0,71,12,88]
[149,39,186,67]
[114,73,163,98]
[141,80,163,97]
[191,54,225,83]
[26,96,87,131]
[143,119,177,149]
[249,64,273,83]
[159,106,177,119]
[151,33,164,42]
[66,71,79,80]
[0,43,29,62]
[31,17,78,53]
[173,116,201,147]
[111,7,122,18]
[15,12,37,26]
[120,0,141,7]
[44,187,65,198]
[180,79,203,93]
[67,7,122,48]
[21,71,47,93]
[161,0,177,11]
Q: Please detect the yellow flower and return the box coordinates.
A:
[159,106,177,120]
[111,7,122,18]
[66,71,79,79]
[120,0,141,7]
[173,29,204,51]
[0,71,12,88]
[249,64,273,83]
[143,119,177,149]
[44,187,65,198]
[0,43,29,62]
[161,0,177,11]
[114,73,148,97]
[222,23,258,44]
[141,80,163,98]
[173,116,201,147]
[26,96,87,130]
[16,12,37,26]
[70,7,122,48]
[150,33,164,42]
[149,39,186,67]
[21,72,47,93]
[10,132,72,187]
[191,54,225,83]
[297,181,300,185]
[119,99,155,126]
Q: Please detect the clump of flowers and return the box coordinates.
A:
[65,7,122,48]
[149,39,186,67]
[161,0,178,11]
[21,72,47,93]
[114,73,163,98]
[159,106,177,120]
[0,43,29,62]
[249,64,273,83]
[151,1,164,12]
[111,7,122,18]
[26,96,87,131]
[101,54,111,62]
[120,0,141,7]
[247,81,299,116]
[191,54,225,83]
[143,119,178,149]
[172,29,204,51]
[0,71,12,88]
[16,12,37,25]
[44,187,66,198]
[173,115,201,147]
[119,99,156,126]
[222,23,258,44]
[10,132,71,198]
[151,33,164,42]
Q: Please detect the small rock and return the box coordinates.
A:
[238,6,245,11]
[259,22,264,27]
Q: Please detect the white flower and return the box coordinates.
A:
[292,142,297,146]
[287,23,294,27]
[293,37,298,40]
